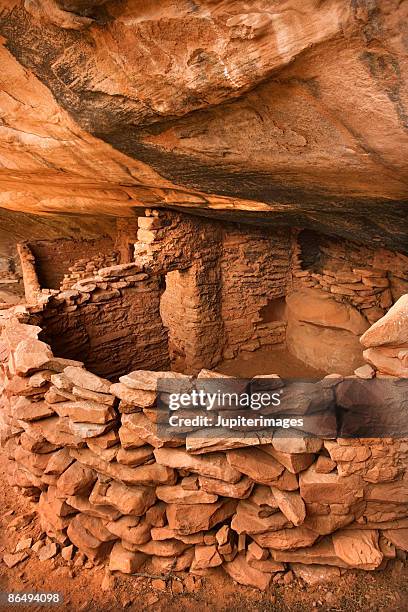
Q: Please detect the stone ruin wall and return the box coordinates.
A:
[134,210,407,374]
[291,230,408,324]
[151,212,225,373]
[13,210,408,379]
[28,237,117,291]
[135,211,291,368]
[59,252,119,292]
[0,256,21,305]
[10,218,143,299]
[23,211,293,378]
[0,217,143,311]
[219,226,290,358]
[0,295,407,589]
[29,264,169,381]
[114,218,141,266]
[58,217,141,292]
[17,243,42,304]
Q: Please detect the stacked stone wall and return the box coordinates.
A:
[60,252,119,291]
[219,226,291,358]
[28,237,115,291]
[139,211,225,373]
[114,217,141,265]
[136,211,291,365]
[0,254,23,308]
[24,263,169,380]
[292,230,408,324]
[0,301,407,590]
[160,261,224,374]
[17,243,41,304]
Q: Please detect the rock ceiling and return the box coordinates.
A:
[0,0,407,252]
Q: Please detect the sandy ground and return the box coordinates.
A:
[218,347,327,379]
[0,445,407,612]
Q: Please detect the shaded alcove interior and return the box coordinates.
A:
[259,297,287,324]
[27,212,407,381]
[297,229,322,272]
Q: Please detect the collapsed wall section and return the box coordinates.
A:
[28,237,116,291]
[16,217,143,295]
[60,252,119,292]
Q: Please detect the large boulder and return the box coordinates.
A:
[360,294,408,376]
[363,346,408,378]
[286,289,369,375]
[360,295,408,348]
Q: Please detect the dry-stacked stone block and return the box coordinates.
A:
[60,252,119,291]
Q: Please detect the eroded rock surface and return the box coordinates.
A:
[0,0,407,251]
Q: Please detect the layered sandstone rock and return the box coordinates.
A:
[0,1,407,255]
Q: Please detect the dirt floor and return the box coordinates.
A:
[218,346,327,379]
[0,445,407,612]
[0,283,24,309]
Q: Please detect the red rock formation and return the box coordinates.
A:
[0,0,406,252]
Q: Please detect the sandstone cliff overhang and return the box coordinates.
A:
[0,0,407,253]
